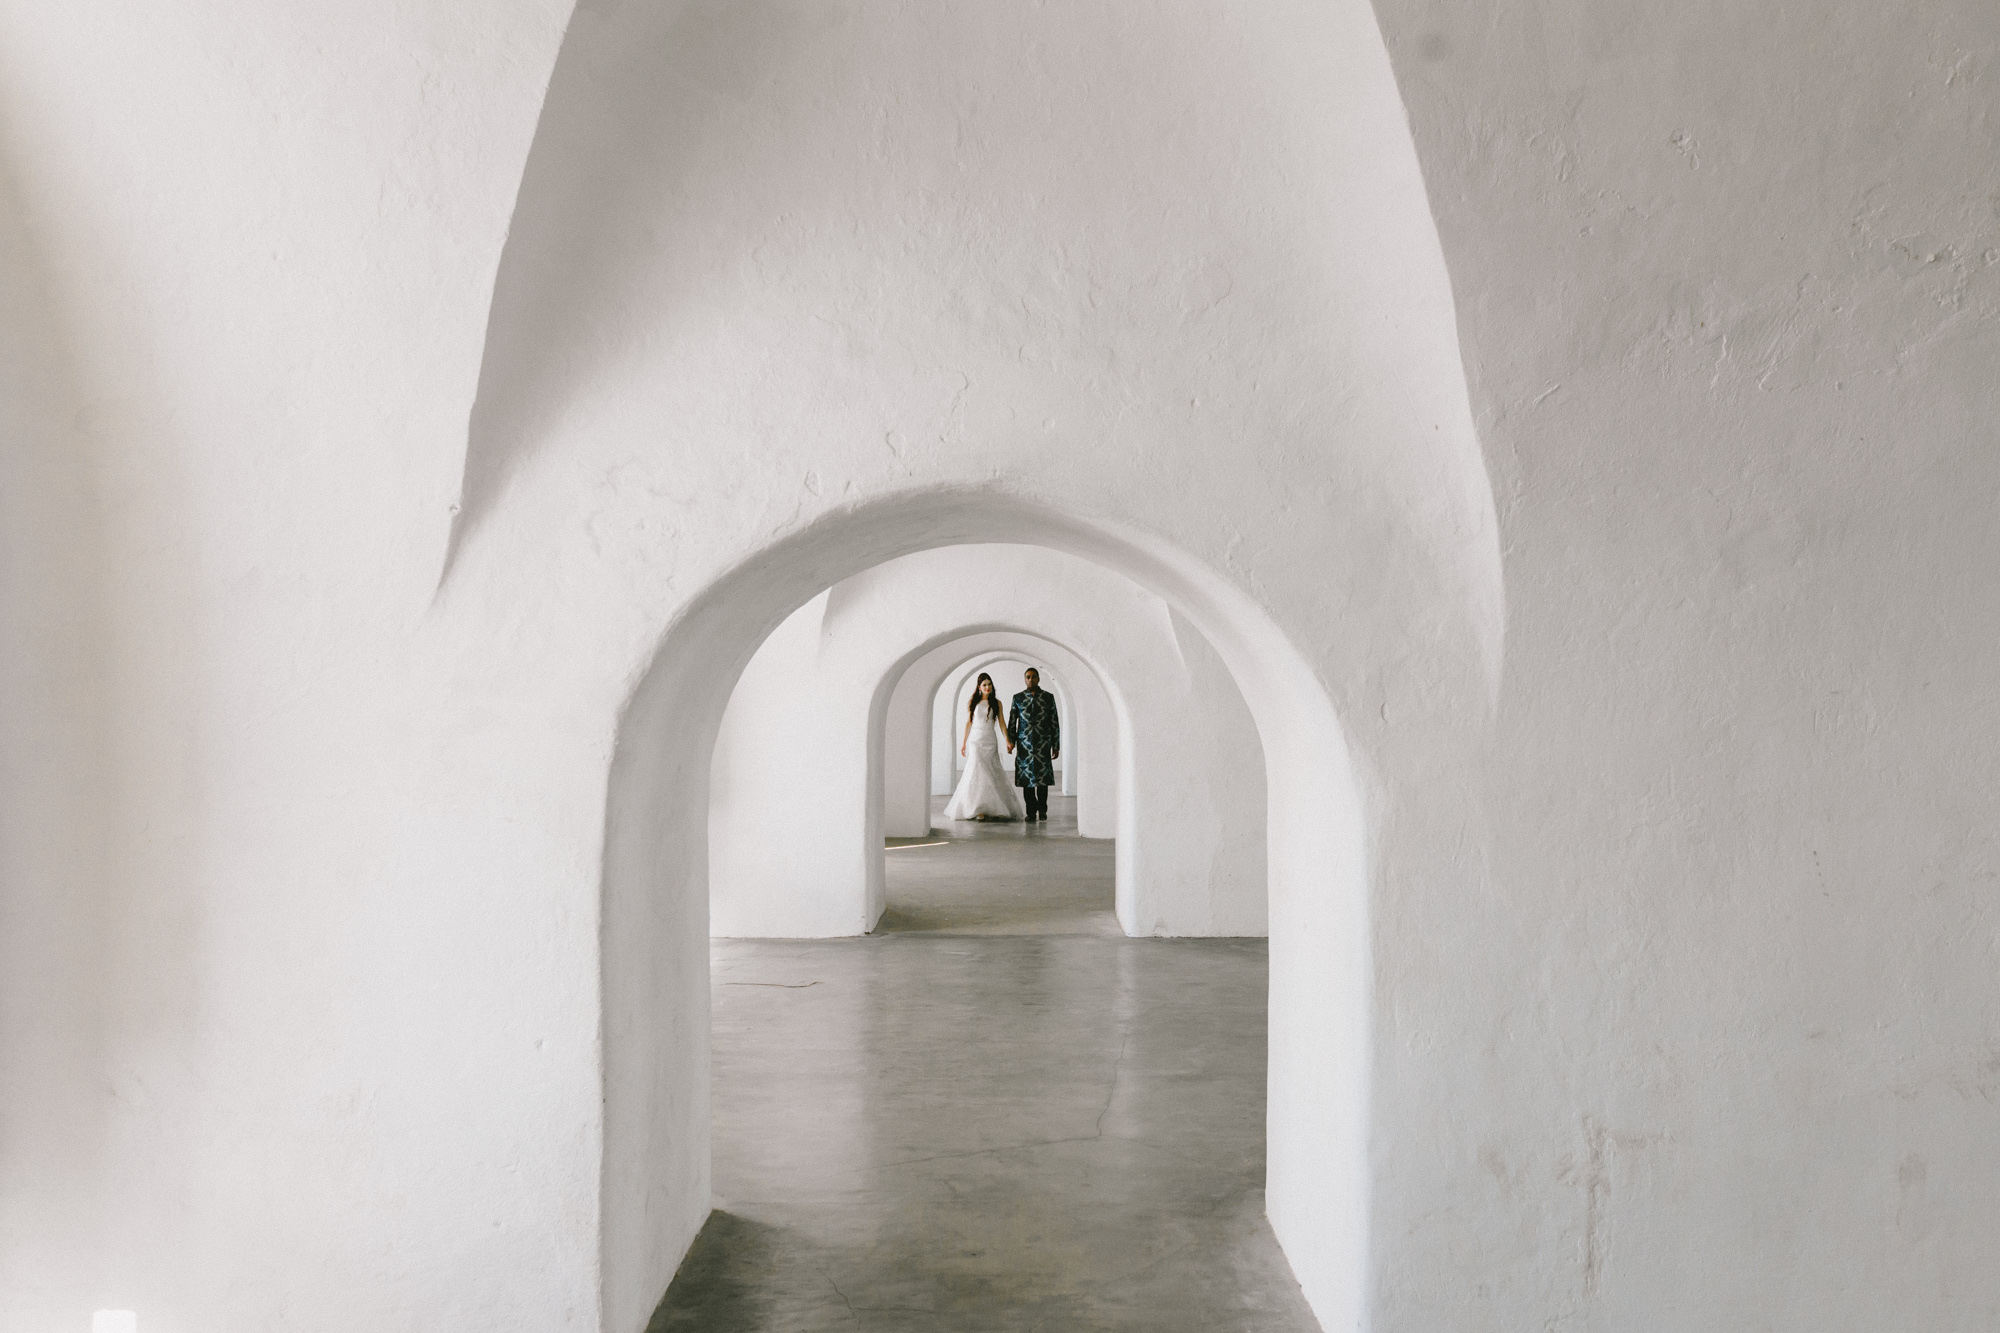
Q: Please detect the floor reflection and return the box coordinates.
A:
[660,796,1320,1331]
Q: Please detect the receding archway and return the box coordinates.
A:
[894,633,1115,834]
[709,545,1264,938]
[850,550,1266,937]
[601,490,1369,1333]
[941,653,1076,796]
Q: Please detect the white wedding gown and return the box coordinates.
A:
[943,708,1026,821]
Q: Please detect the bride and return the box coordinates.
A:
[943,673,1026,822]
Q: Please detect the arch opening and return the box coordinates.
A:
[895,633,1112,833]
[707,599,1124,937]
[940,653,1076,795]
[603,491,1368,1332]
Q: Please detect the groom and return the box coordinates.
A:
[1007,668,1060,822]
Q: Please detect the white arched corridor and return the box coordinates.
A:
[710,544,1267,940]
[610,495,1382,1330]
[683,535,1295,1322]
[11,0,1989,1329]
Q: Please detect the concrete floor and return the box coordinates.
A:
[653,796,1321,1331]
[873,792,1121,937]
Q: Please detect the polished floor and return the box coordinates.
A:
[651,796,1321,1331]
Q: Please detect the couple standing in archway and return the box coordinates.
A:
[944,668,1060,823]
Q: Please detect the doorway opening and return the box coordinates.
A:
[601,493,1368,1332]
[882,639,1111,936]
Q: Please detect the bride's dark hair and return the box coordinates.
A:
[967,672,1003,721]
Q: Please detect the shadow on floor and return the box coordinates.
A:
[646,1210,781,1332]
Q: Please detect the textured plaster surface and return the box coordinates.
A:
[0,0,1990,1332]
[1366,1,2000,1326]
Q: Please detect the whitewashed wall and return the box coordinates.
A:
[710,545,1266,938]
[1,2,1993,1333]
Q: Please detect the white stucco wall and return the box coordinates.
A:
[1366,5,2000,1327]
[1,2,1993,1333]
[710,545,1266,938]
[706,590,847,935]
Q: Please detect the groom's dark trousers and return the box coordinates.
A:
[1025,785,1049,819]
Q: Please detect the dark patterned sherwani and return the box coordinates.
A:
[1008,687,1060,789]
